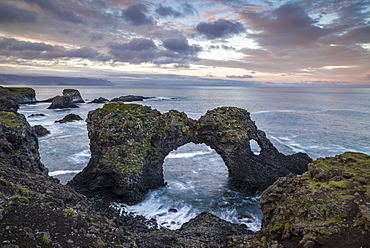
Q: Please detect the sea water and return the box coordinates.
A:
[17,85,370,230]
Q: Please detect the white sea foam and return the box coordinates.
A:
[49,170,82,176]
[166,150,211,159]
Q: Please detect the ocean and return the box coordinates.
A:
[17,85,370,231]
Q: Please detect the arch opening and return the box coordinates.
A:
[124,142,262,231]
[250,139,262,155]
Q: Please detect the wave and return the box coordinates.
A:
[144,96,179,101]
[49,170,82,176]
[166,150,211,159]
[252,108,354,115]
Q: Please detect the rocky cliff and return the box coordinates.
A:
[0,86,37,104]
[68,102,311,204]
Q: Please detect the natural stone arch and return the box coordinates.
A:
[68,102,312,204]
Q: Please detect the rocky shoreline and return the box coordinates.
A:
[1,87,369,247]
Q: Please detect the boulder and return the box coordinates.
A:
[33,125,50,137]
[55,113,83,123]
[62,89,85,103]
[68,103,311,204]
[47,96,78,109]
[0,86,37,104]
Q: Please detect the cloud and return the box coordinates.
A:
[0,37,103,60]
[0,2,37,24]
[226,74,253,79]
[23,0,85,24]
[238,2,328,48]
[155,4,182,18]
[108,38,159,63]
[196,19,245,39]
[122,3,154,26]
[163,37,202,55]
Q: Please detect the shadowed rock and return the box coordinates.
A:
[63,89,85,103]
[68,103,311,204]
[110,95,153,102]
[0,98,19,113]
[0,86,37,104]
[33,125,50,137]
[47,96,78,109]
[88,97,109,104]
[55,113,83,123]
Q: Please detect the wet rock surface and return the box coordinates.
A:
[55,113,83,123]
[68,102,311,204]
[47,96,79,109]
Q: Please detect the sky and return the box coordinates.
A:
[0,0,370,86]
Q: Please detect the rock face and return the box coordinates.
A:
[0,86,37,104]
[62,89,85,103]
[0,98,19,113]
[69,102,311,204]
[0,106,48,176]
[247,152,370,248]
[55,113,83,123]
[47,96,79,109]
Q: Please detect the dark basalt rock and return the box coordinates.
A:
[62,89,85,103]
[33,125,50,137]
[28,113,46,117]
[68,102,312,204]
[0,98,19,113]
[0,86,37,104]
[47,96,79,109]
[110,95,153,102]
[88,97,109,104]
[55,113,83,123]
[0,110,48,175]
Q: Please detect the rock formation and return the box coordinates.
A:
[55,113,83,123]
[88,97,109,103]
[228,152,370,248]
[33,125,50,137]
[62,89,85,103]
[0,102,48,175]
[47,96,78,109]
[0,86,37,104]
[0,98,19,113]
[69,102,311,204]
[110,95,153,102]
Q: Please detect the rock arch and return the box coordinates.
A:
[68,103,312,204]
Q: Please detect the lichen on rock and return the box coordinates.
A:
[69,102,311,205]
[0,86,37,104]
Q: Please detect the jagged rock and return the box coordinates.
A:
[0,98,19,113]
[68,102,311,204]
[0,86,37,104]
[88,97,109,103]
[28,113,46,118]
[62,89,85,103]
[252,152,370,248]
[47,96,78,109]
[110,95,153,102]
[55,113,83,123]
[33,125,50,137]
[0,110,48,175]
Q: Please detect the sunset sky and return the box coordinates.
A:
[0,0,369,86]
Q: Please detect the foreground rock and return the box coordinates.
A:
[230,152,370,248]
[55,113,83,123]
[0,98,19,113]
[0,86,37,104]
[63,89,85,103]
[69,102,311,204]
[47,96,79,109]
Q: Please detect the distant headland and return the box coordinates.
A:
[0,74,113,86]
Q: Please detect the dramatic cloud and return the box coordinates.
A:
[23,0,85,24]
[163,37,202,55]
[0,2,37,24]
[239,2,328,48]
[122,4,154,26]
[196,19,245,39]
[156,3,196,18]
[108,38,158,63]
